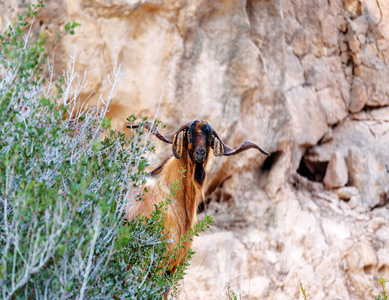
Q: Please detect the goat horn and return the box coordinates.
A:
[126,121,194,144]
[209,124,270,156]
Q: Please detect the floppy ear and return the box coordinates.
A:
[172,130,186,159]
[212,137,224,157]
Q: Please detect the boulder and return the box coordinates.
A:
[349,77,367,113]
[323,152,348,189]
[346,148,389,208]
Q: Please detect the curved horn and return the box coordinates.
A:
[126,121,194,144]
[209,124,270,156]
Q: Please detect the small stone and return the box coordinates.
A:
[377,38,389,51]
[357,34,366,45]
[349,77,367,113]
[340,51,349,64]
[350,110,367,120]
[356,242,377,267]
[351,52,362,65]
[367,217,386,232]
[362,0,382,25]
[323,152,348,189]
[348,35,360,53]
[292,29,310,58]
[369,106,389,121]
[357,214,367,221]
[348,195,362,209]
[318,88,348,125]
[336,186,359,200]
[349,16,369,35]
[345,0,360,15]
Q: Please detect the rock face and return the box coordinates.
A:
[1,0,389,299]
[347,148,389,208]
[323,151,348,189]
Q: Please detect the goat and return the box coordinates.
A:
[126,120,269,273]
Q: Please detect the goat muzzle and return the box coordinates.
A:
[193,147,207,164]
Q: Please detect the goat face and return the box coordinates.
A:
[186,121,213,164]
[127,119,270,161]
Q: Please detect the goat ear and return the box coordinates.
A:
[212,137,224,157]
[172,130,186,159]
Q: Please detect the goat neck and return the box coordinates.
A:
[155,149,207,231]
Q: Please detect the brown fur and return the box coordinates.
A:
[126,143,208,273]
[125,120,269,276]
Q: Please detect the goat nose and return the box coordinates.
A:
[196,148,206,157]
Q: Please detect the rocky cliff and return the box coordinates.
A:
[1,0,388,298]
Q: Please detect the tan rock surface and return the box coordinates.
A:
[347,148,389,208]
[1,0,389,299]
[323,152,348,189]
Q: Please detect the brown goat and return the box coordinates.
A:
[126,120,269,273]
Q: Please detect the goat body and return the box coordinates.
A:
[126,120,269,273]
[126,149,206,272]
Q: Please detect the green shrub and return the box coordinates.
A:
[0,2,213,299]
[375,276,388,300]
[225,282,239,300]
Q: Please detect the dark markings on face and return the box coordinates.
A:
[187,121,214,164]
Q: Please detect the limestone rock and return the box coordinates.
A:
[285,46,305,91]
[318,87,348,125]
[356,242,377,268]
[362,0,382,25]
[345,0,360,15]
[349,77,367,113]
[305,118,389,171]
[321,218,350,244]
[336,186,359,200]
[286,86,327,146]
[348,35,360,53]
[323,152,348,189]
[369,106,389,121]
[348,16,369,36]
[346,148,389,208]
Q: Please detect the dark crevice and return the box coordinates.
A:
[297,155,328,183]
[257,151,284,191]
[378,266,389,275]
[261,151,281,171]
[363,265,374,275]
[297,157,316,181]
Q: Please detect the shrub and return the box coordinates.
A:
[375,276,388,300]
[0,2,213,299]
